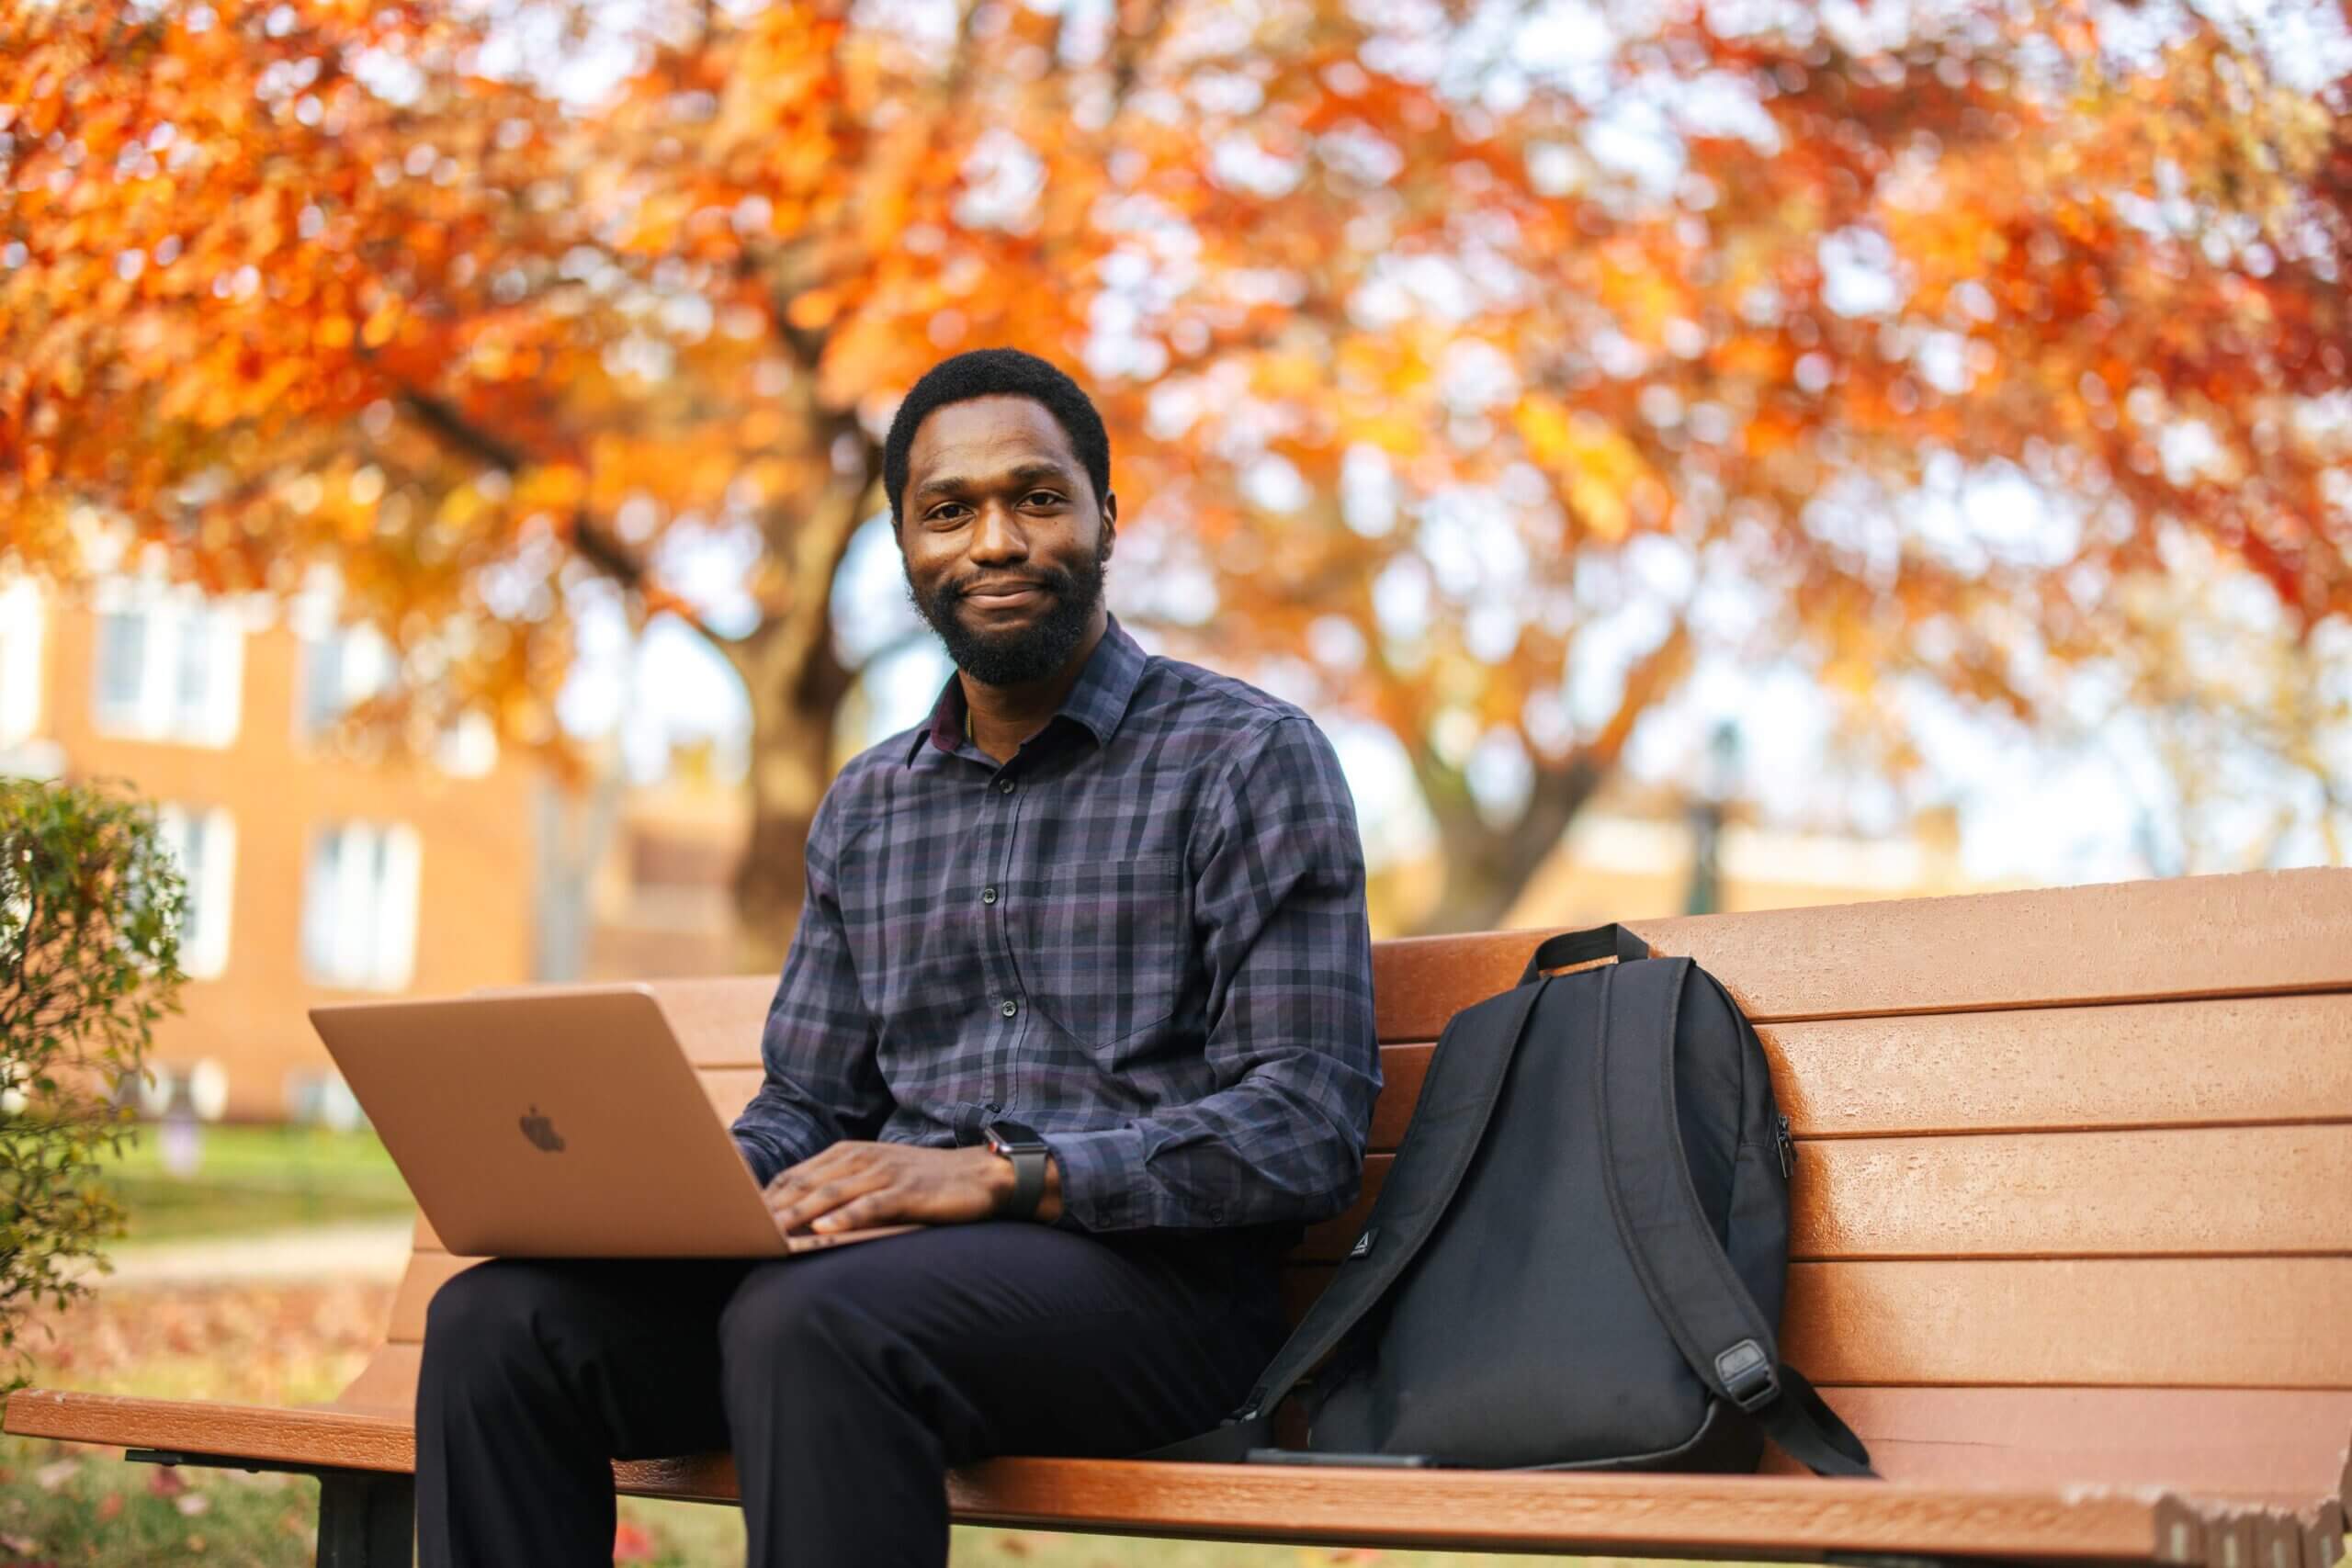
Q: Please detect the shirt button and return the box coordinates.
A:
[997,777,1016,795]
[1000,998,1019,1019]
[980,886,999,905]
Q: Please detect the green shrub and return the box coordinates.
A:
[0,776,187,1387]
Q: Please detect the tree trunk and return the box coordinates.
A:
[1408,757,1607,936]
[730,629,856,973]
[724,421,882,974]
[1406,621,1690,935]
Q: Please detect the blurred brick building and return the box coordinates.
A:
[0,571,537,1122]
[571,761,752,983]
[1494,800,1998,929]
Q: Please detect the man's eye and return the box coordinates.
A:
[1023,491,1062,506]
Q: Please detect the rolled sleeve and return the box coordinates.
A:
[1038,1125,1145,1232]
[729,795,890,1188]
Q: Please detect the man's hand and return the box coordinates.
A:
[763,1142,1061,1236]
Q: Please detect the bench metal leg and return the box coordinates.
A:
[129,1450,413,1568]
[317,1468,416,1568]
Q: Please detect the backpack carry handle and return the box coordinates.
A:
[1519,923,1651,985]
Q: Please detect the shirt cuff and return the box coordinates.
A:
[733,1133,784,1190]
[1039,1126,1147,1232]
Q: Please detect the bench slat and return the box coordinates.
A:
[1262,1258,2352,1388]
[1781,1258,2352,1389]
[1763,993,2352,1136]
[0,1388,2197,1562]
[4,1390,413,1474]
[933,1457,2190,1562]
[1295,1123,2352,1264]
[1789,1124,2352,1260]
[637,977,775,1067]
[1780,1387,2352,1499]
[1371,868,2352,1038]
[692,990,2352,1180]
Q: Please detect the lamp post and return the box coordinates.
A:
[1685,721,1743,916]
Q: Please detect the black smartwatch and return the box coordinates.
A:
[983,1119,1051,1221]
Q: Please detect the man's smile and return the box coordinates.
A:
[960,582,1049,610]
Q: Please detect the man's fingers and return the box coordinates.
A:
[813,1190,895,1232]
[770,1143,860,1187]
[770,1168,892,1233]
[765,1145,866,1202]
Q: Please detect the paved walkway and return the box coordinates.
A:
[74,1220,416,1287]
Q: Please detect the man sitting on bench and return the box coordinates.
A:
[414,347,1384,1568]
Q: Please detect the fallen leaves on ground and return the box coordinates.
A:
[17,1278,394,1405]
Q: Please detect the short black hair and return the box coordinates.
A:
[882,348,1112,528]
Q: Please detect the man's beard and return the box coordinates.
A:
[905,533,1111,688]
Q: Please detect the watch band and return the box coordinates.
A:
[1002,1145,1046,1221]
[986,1121,1049,1221]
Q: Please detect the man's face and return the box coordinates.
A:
[899,394,1115,688]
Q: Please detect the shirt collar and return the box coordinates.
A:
[909,615,1148,765]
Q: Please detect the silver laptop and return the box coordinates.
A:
[310,984,914,1258]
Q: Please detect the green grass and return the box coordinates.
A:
[96,1124,416,1243]
[0,1450,326,1567]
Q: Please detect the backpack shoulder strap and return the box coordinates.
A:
[1138,973,1553,1462]
[1593,958,1878,1479]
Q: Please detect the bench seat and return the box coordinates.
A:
[0,1387,2257,1562]
[13,867,2352,1565]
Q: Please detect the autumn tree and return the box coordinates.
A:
[4,0,2345,954]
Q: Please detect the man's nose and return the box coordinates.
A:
[967,502,1028,563]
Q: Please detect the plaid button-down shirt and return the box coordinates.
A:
[730,615,1381,1235]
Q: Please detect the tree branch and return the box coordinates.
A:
[390,389,734,653]
[395,388,527,471]
[1107,0,1171,112]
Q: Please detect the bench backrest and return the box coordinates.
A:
[345,868,2352,1497]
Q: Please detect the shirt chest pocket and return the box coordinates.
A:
[1011,855,1189,1049]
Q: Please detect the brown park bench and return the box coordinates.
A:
[10,867,2352,1566]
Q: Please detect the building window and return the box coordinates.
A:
[297,621,393,743]
[0,578,46,750]
[155,805,237,980]
[299,615,498,777]
[302,821,422,990]
[435,710,500,777]
[89,582,244,747]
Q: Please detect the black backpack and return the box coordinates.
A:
[1152,924,1874,1476]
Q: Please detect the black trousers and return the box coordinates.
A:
[414,1222,1290,1567]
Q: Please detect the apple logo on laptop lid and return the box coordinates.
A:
[520,1106,565,1153]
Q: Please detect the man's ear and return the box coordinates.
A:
[1100,491,1117,558]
